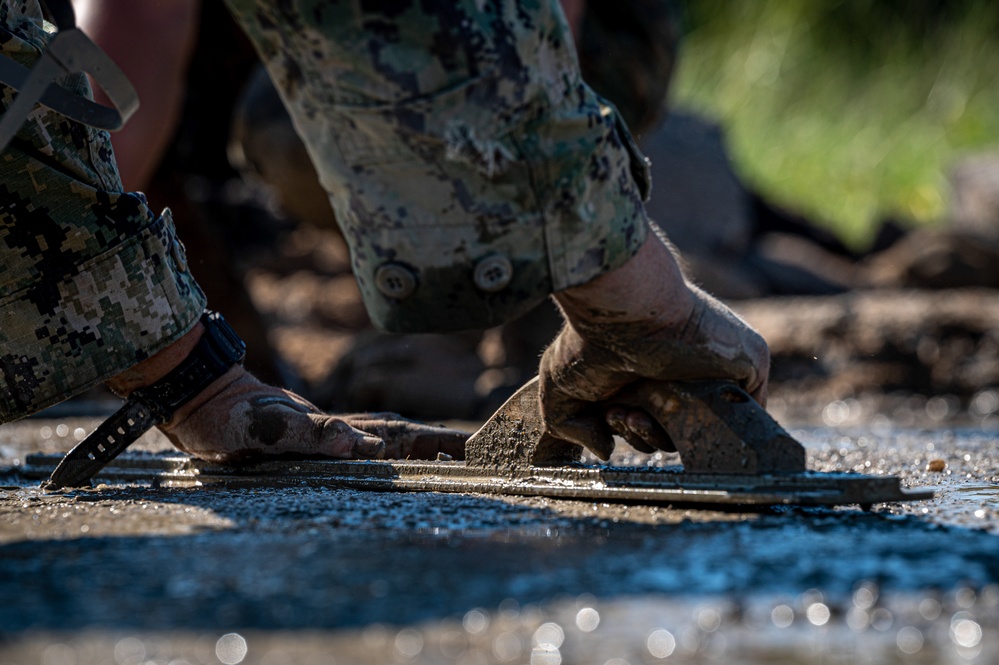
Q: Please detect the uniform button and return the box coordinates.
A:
[473,254,513,293]
[375,263,417,299]
[171,238,188,272]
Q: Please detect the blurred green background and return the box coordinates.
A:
[670,0,999,249]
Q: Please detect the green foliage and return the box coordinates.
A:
[671,0,999,247]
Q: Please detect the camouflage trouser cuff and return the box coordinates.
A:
[0,205,207,423]
[1,2,207,422]
[226,0,651,333]
[328,95,652,333]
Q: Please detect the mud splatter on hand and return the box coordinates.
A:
[160,367,467,464]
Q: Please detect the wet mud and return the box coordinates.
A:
[0,418,997,663]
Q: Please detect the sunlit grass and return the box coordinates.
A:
[670,0,999,248]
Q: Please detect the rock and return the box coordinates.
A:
[229,67,338,230]
[749,233,857,294]
[316,332,487,420]
[641,113,754,279]
[642,112,853,298]
[735,289,999,407]
[863,227,999,289]
[949,152,999,233]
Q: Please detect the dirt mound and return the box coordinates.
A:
[736,289,999,424]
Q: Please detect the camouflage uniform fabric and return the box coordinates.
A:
[0,1,206,423]
[1,0,651,421]
[224,0,651,333]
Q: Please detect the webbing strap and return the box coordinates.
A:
[0,0,138,150]
[43,311,247,490]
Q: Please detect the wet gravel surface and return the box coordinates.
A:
[0,418,997,664]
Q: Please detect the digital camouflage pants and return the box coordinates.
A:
[0,0,650,422]
[0,1,205,422]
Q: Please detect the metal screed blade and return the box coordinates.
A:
[23,378,933,507]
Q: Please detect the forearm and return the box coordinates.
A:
[553,230,694,335]
[545,226,770,408]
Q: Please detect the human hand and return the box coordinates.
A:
[159,366,467,464]
[540,235,769,460]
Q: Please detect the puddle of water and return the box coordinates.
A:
[2,591,998,665]
[955,485,999,500]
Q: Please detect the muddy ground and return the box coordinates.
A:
[1,414,997,664]
[5,226,999,663]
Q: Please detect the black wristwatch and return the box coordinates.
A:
[43,310,246,489]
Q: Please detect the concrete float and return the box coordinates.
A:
[22,378,932,508]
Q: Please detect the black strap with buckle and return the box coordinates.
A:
[43,311,246,490]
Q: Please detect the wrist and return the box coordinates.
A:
[106,321,205,397]
[554,232,694,334]
[47,311,246,488]
[159,364,246,431]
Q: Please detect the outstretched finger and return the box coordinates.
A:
[340,415,468,460]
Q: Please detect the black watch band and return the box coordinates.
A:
[43,311,246,490]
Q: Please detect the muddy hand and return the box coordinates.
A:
[160,366,467,464]
[540,234,769,460]
[541,292,769,459]
[604,406,674,454]
[338,413,467,460]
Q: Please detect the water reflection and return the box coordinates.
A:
[529,644,561,665]
[771,604,794,628]
[805,603,830,626]
[846,607,869,632]
[463,609,489,635]
[895,626,924,655]
[870,607,894,631]
[950,613,982,648]
[394,628,424,658]
[575,607,600,632]
[918,597,941,621]
[215,633,247,665]
[492,631,522,661]
[114,637,145,665]
[41,643,76,665]
[646,629,676,658]
[956,587,977,608]
[439,630,468,659]
[696,608,721,632]
[533,622,565,648]
[853,582,878,610]
[6,592,999,665]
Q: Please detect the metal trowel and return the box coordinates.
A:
[21,377,931,508]
[461,377,931,507]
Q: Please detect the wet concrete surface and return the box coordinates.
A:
[0,417,998,663]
